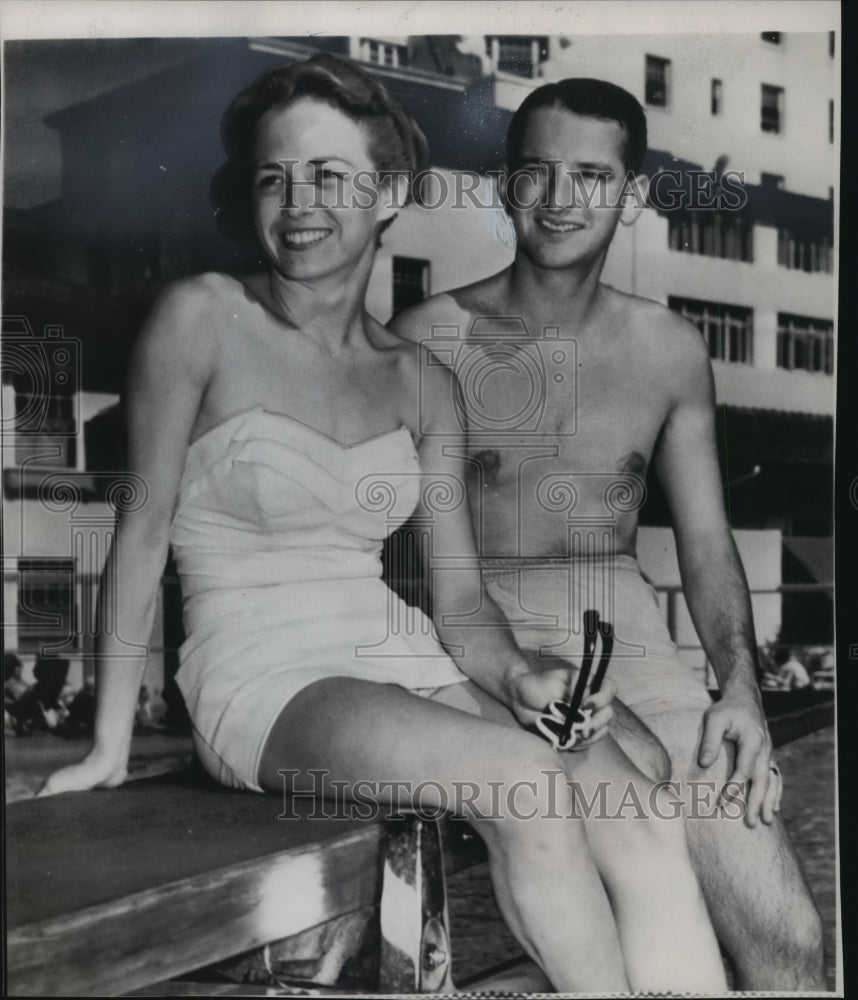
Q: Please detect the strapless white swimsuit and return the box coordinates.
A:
[169,407,467,792]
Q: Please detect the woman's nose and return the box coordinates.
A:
[281,167,319,213]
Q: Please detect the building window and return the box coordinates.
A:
[710,78,722,116]
[360,38,407,68]
[761,84,784,133]
[392,257,430,314]
[829,100,834,143]
[829,31,835,57]
[777,231,834,273]
[645,55,670,106]
[777,315,834,374]
[668,211,753,262]
[16,559,76,654]
[11,389,77,468]
[669,297,754,364]
[761,32,782,44]
[485,36,549,78]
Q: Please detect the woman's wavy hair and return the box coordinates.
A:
[211,53,429,244]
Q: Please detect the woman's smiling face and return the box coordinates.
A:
[252,99,393,281]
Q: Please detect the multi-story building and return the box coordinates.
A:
[3,32,835,690]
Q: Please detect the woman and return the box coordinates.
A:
[43,54,726,992]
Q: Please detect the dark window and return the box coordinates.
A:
[485,36,549,78]
[710,78,722,115]
[761,84,784,133]
[669,297,753,364]
[361,38,407,68]
[829,100,834,143]
[392,257,430,314]
[668,212,753,262]
[776,314,834,374]
[16,559,77,654]
[777,231,833,273]
[761,32,782,44]
[645,55,670,106]
[829,31,835,57]
[11,389,77,468]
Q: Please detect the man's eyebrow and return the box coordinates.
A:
[515,157,616,171]
[573,161,616,172]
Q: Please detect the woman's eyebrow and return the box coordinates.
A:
[310,156,355,164]
[254,157,357,171]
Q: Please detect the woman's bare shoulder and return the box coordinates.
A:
[132,273,240,378]
[148,272,244,319]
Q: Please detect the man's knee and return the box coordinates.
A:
[785,893,824,964]
[640,709,713,783]
[610,702,672,783]
[742,887,825,987]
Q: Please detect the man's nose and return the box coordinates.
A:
[544,164,579,210]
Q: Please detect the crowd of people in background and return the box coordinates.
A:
[758,645,835,693]
[4,652,166,737]
[5,642,833,741]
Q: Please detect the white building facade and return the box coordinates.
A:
[3,32,836,689]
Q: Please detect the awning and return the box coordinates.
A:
[783,536,833,584]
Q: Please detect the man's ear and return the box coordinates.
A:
[497,166,512,216]
[619,173,649,227]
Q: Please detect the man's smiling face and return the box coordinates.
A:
[505,107,632,271]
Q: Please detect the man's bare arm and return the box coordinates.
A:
[654,316,776,826]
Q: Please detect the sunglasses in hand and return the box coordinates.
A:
[534,609,614,751]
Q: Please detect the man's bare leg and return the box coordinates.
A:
[642,708,826,990]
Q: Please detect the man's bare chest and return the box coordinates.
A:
[457,338,666,488]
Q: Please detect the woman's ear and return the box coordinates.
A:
[378,170,410,223]
[619,173,649,227]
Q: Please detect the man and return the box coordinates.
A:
[392,78,824,989]
[778,649,812,691]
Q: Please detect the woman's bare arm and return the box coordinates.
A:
[40,279,215,794]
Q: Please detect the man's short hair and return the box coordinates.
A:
[506,78,648,174]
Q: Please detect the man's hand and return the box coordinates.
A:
[698,694,780,827]
[507,665,616,750]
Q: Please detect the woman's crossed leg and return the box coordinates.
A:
[258,677,726,993]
